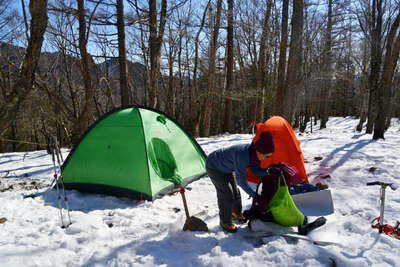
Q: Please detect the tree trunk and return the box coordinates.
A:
[373,14,400,139]
[254,0,273,122]
[356,41,369,132]
[223,0,234,133]
[32,120,41,150]
[177,26,184,122]
[148,0,167,109]
[299,110,310,133]
[320,0,333,129]
[201,0,223,137]
[166,26,176,117]
[116,0,130,106]
[192,1,210,137]
[10,121,17,151]
[366,0,383,134]
[274,0,289,116]
[0,0,48,135]
[74,0,95,144]
[356,91,368,132]
[284,0,304,123]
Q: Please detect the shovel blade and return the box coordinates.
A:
[183,216,208,232]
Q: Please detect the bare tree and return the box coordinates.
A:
[0,0,48,135]
[320,0,333,129]
[0,0,19,41]
[254,0,274,122]
[117,0,130,106]
[373,12,400,139]
[74,0,95,143]
[356,38,370,132]
[284,0,304,123]
[200,0,223,137]
[223,0,234,132]
[274,0,289,116]
[192,0,210,136]
[148,0,167,108]
[164,24,177,117]
[365,0,383,133]
[356,0,400,137]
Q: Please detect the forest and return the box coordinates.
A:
[0,0,399,152]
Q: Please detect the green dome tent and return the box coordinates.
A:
[60,106,207,200]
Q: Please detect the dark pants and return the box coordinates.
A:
[207,167,242,224]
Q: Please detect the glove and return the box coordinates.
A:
[266,165,282,177]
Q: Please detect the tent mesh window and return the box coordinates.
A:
[148,137,182,185]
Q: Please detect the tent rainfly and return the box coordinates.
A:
[60,106,207,200]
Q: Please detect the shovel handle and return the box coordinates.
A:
[367,181,398,191]
[367,182,382,186]
[179,187,191,219]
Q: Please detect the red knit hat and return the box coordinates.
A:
[253,131,275,154]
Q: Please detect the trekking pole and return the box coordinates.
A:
[57,172,72,227]
[54,137,63,162]
[53,136,72,228]
[49,137,65,228]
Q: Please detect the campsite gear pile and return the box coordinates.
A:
[367,181,400,240]
[60,106,207,200]
[35,112,331,235]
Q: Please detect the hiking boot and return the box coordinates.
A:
[220,222,238,233]
[232,211,247,223]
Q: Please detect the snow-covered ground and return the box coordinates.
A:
[1,117,400,267]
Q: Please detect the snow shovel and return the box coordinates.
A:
[178,187,208,232]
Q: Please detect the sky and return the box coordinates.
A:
[1,117,400,266]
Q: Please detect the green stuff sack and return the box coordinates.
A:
[268,175,305,227]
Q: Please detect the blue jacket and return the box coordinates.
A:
[206,143,270,198]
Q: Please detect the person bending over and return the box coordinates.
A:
[206,132,275,233]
